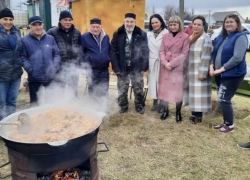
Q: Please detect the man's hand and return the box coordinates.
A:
[198,77,205,81]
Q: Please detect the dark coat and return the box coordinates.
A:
[21,33,61,83]
[0,25,23,82]
[110,25,149,74]
[81,31,110,70]
[47,24,82,67]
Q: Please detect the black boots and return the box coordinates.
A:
[151,99,158,111]
[119,107,128,114]
[176,102,182,123]
[160,108,169,120]
[158,100,164,113]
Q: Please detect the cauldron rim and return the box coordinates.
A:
[0,105,104,145]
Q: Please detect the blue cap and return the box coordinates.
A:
[29,16,43,25]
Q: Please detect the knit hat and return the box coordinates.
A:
[29,16,43,25]
[90,18,101,25]
[0,8,14,19]
[59,10,73,20]
[125,13,136,20]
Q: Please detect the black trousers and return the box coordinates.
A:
[29,82,50,107]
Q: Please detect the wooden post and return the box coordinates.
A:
[179,0,184,23]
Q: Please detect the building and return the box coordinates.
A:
[212,11,245,26]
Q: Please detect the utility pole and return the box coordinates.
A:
[209,10,211,26]
[179,0,184,23]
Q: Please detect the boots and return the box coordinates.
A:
[176,102,182,123]
[158,100,164,113]
[160,102,169,121]
[151,99,158,111]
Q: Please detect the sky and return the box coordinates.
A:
[146,0,250,19]
[9,0,250,20]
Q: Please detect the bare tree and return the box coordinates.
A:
[164,5,194,21]
[0,0,7,11]
[163,5,176,20]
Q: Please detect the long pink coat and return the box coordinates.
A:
[158,32,189,103]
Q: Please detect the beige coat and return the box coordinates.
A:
[147,29,168,99]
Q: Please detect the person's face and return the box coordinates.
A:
[124,18,136,32]
[0,17,14,31]
[193,19,204,34]
[30,22,44,36]
[224,17,237,33]
[169,22,180,33]
[151,18,162,31]
[90,24,102,36]
[166,20,169,24]
[60,18,73,30]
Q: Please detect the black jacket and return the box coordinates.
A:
[110,25,149,74]
[47,24,83,67]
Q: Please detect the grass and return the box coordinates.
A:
[0,53,250,180]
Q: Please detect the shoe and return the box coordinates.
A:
[119,107,128,114]
[189,116,196,124]
[219,125,234,133]
[213,124,225,129]
[136,107,144,114]
[237,142,250,149]
[160,110,169,121]
[176,110,182,123]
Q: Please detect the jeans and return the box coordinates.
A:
[0,78,21,120]
[29,82,51,107]
[215,75,244,126]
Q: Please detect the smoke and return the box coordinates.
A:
[33,61,117,116]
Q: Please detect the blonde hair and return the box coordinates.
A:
[168,15,184,32]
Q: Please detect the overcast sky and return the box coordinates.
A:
[146,0,250,19]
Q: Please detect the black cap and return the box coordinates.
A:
[29,16,43,25]
[0,8,14,19]
[90,18,101,25]
[125,13,136,20]
[59,10,73,21]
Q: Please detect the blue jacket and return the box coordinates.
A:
[0,25,23,81]
[81,31,110,70]
[21,33,61,82]
[213,32,247,78]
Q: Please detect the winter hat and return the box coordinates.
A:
[125,13,136,20]
[90,18,101,25]
[29,16,43,25]
[59,10,73,20]
[0,8,14,19]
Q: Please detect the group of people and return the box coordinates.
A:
[0,8,248,140]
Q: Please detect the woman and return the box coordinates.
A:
[0,8,23,120]
[188,16,212,124]
[158,15,189,122]
[147,14,168,113]
[210,14,247,133]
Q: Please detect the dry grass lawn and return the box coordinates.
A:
[0,53,250,180]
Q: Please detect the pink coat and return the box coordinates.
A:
[158,32,190,103]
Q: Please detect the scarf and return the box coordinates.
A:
[153,28,162,39]
[189,30,204,46]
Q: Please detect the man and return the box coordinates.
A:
[0,8,23,120]
[47,10,82,96]
[81,18,110,110]
[165,18,169,29]
[21,16,60,107]
[110,13,149,114]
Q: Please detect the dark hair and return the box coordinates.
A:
[149,14,166,31]
[192,15,206,26]
[221,14,242,35]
